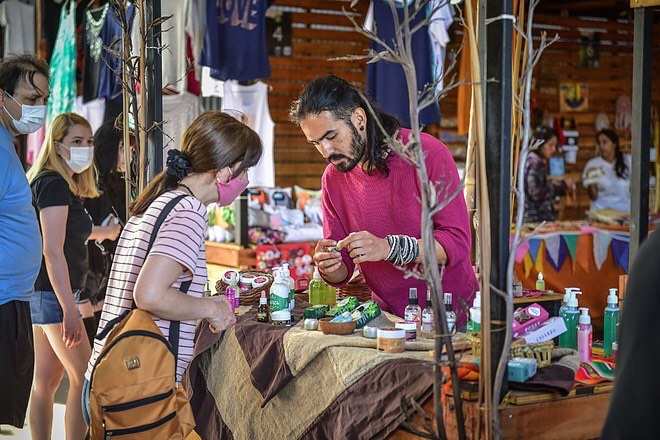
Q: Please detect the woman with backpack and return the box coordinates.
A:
[27,113,121,440]
[83,111,262,437]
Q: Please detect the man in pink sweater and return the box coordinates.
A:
[290,75,477,325]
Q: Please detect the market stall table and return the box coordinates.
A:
[514,222,631,330]
[184,296,440,439]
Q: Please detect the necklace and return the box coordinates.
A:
[86,3,110,62]
[178,183,195,198]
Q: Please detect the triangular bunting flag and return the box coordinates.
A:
[610,239,629,273]
[523,253,533,278]
[535,241,545,274]
[514,240,530,263]
[557,237,569,270]
[528,238,542,263]
[544,235,561,271]
[593,231,613,271]
[563,234,578,262]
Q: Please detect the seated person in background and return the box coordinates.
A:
[291,75,477,325]
[582,129,631,213]
[524,126,575,223]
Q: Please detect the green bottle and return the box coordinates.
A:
[604,288,620,357]
[309,268,324,306]
[559,290,580,349]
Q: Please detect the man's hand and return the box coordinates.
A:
[313,239,344,275]
[338,231,390,265]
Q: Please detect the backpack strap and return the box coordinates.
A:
[96,194,188,341]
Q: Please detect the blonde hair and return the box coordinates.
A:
[27,113,100,198]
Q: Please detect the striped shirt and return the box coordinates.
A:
[85,190,208,383]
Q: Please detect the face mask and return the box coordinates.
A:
[64,146,94,174]
[3,92,46,134]
[216,172,249,207]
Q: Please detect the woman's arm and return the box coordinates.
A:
[133,254,228,322]
[88,224,121,241]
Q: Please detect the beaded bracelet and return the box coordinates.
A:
[385,235,419,266]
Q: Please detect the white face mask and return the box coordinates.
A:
[64,146,94,174]
[3,92,46,134]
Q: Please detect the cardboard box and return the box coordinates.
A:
[521,317,567,344]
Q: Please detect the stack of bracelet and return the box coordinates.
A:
[385,235,419,266]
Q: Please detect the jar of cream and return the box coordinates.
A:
[377,328,406,353]
[395,322,417,341]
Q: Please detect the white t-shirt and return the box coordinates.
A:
[582,154,631,212]
[0,0,35,56]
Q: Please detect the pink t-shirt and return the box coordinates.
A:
[86,190,208,383]
[321,128,478,325]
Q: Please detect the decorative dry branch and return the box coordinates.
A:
[343,1,467,439]
[491,0,559,437]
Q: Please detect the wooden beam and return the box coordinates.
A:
[631,0,660,7]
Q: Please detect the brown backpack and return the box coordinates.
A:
[88,195,196,439]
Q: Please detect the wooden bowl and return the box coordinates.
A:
[319,318,356,336]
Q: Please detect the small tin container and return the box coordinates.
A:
[362,325,378,339]
[395,322,417,341]
[377,328,406,353]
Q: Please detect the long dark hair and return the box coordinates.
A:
[130,111,263,216]
[289,75,399,175]
[597,129,628,179]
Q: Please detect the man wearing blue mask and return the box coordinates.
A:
[0,55,49,429]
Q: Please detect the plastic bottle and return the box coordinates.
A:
[421,288,434,339]
[577,307,593,363]
[445,292,456,335]
[467,291,481,333]
[604,288,620,357]
[269,269,291,326]
[404,288,422,330]
[535,272,545,291]
[308,268,324,306]
[323,278,337,306]
[559,290,580,349]
[282,263,296,315]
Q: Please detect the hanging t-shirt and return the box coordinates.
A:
[31,171,94,293]
[82,2,110,103]
[47,0,77,124]
[221,81,275,188]
[582,155,632,213]
[365,0,440,128]
[428,0,454,93]
[201,0,271,81]
[162,92,202,160]
[97,4,136,101]
[0,0,35,57]
[74,97,106,134]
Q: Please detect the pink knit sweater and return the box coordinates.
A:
[321,128,478,324]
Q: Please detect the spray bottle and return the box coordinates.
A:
[577,307,593,363]
[604,288,620,357]
[559,289,580,349]
[467,291,481,333]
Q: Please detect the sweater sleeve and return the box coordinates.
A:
[321,170,354,285]
[423,135,472,269]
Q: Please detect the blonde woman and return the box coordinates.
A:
[27,113,120,440]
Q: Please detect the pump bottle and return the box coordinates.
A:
[577,307,593,363]
[559,289,580,349]
[604,288,620,357]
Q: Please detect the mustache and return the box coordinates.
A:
[328,154,351,163]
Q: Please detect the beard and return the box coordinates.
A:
[331,124,366,173]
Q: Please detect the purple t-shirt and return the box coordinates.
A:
[321,128,477,324]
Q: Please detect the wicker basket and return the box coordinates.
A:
[466,334,553,368]
[215,271,274,306]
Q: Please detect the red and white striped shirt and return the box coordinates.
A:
[85,190,208,383]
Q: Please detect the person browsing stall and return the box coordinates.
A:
[524,126,576,223]
[0,55,49,431]
[27,113,121,440]
[582,129,631,213]
[291,75,477,324]
[83,111,263,425]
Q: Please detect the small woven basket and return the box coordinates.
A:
[215,271,274,306]
[466,334,553,368]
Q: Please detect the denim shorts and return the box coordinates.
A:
[30,291,64,325]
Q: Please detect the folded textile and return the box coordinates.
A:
[509,348,579,396]
[283,224,323,243]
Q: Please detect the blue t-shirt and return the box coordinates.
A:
[201,0,271,81]
[367,1,440,128]
[0,125,42,304]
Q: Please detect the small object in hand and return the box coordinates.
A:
[326,245,340,253]
[304,318,319,331]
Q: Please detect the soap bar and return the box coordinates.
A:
[303,305,329,319]
[507,358,538,383]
